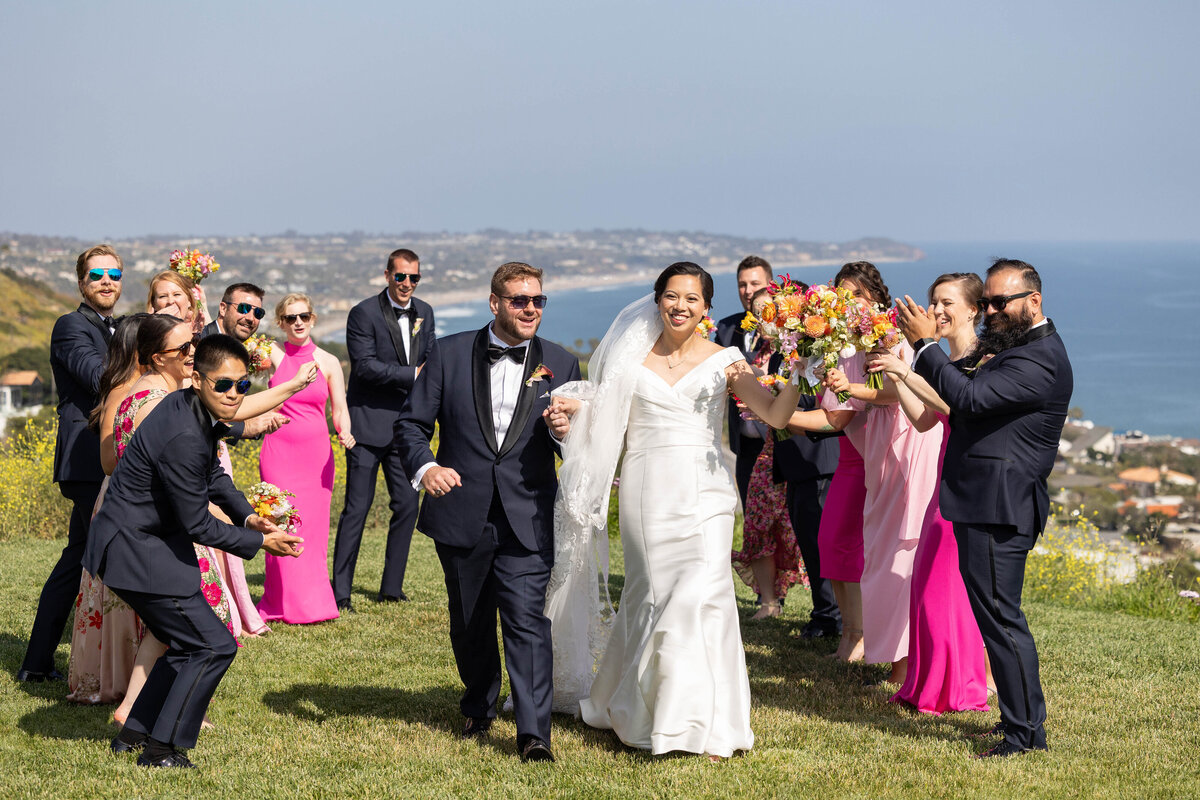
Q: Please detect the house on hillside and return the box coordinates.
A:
[1117,466,1198,498]
[0,371,43,412]
[1060,422,1116,462]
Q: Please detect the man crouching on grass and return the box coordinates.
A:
[83,334,303,769]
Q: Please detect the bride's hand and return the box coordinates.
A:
[543,401,573,439]
[548,396,580,417]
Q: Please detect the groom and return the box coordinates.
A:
[394,262,579,763]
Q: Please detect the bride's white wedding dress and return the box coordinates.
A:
[578,346,755,757]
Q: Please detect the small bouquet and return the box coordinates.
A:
[169,248,220,284]
[737,373,792,441]
[243,334,275,374]
[741,277,856,399]
[245,481,302,534]
[846,304,903,390]
[694,315,716,340]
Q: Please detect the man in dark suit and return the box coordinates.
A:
[394,262,579,763]
[898,258,1072,758]
[85,335,302,768]
[17,245,122,682]
[332,248,436,610]
[200,282,267,341]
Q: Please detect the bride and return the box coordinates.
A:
[544,262,800,758]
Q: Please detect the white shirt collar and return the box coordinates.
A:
[386,293,412,312]
[488,324,529,352]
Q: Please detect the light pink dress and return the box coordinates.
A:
[256,340,340,624]
[892,413,990,713]
[824,345,941,664]
[215,442,271,637]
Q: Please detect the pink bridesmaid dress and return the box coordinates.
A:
[256,340,340,624]
[216,442,271,637]
[816,433,866,583]
[892,413,990,714]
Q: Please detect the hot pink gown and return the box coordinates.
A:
[892,413,990,714]
[816,433,866,582]
[256,340,340,624]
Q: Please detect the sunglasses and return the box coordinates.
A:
[391,272,421,285]
[159,337,199,358]
[86,267,122,282]
[281,312,313,324]
[978,291,1033,312]
[198,373,253,394]
[497,294,549,310]
[234,302,266,319]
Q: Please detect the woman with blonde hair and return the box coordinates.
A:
[146,270,209,334]
[256,293,353,624]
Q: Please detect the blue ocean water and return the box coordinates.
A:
[419,241,1200,438]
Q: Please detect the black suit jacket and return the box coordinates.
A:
[346,292,437,448]
[715,311,758,456]
[915,321,1072,536]
[772,393,839,482]
[393,327,581,551]
[51,305,111,484]
[83,389,261,596]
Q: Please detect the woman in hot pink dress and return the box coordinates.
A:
[257,293,354,624]
[869,273,993,714]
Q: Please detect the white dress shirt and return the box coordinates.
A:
[386,296,413,361]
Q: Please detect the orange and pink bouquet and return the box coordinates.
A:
[245,481,301,534]
[737,373,792,441]
[694,315,716,339]
[169,248,220,284]
[846,304,903,389]
[243,334,275,374]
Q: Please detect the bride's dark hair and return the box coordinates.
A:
[654,262,714,306]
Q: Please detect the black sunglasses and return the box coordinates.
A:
[978,291,1033,312]
[281,312,313,324]
[198,373,252,394]
[159,337,199,358]
[86,267,122,282]
[392,272,421,285]
[497,294,548,310]
[234,302,266,319]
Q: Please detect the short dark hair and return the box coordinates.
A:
[987,258,1041,293]
[654,262,714,306]
[386,248,420,271]
[75,244,122,281]
[834,261,890,307]
[136,313,186,367]
[221,282,265,304]
[89,313,150,431]
[491,261,543,295]
[194,333,250,375]
[737,255,772,276]
[928,272,984,307]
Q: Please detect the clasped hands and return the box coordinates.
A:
[247,514,304,557]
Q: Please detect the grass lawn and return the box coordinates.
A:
[1,530,1197,799]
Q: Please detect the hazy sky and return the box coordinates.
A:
[3,0,1197,242]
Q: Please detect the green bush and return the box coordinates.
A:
[0,419,70,540]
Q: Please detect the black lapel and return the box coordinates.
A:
[185,388,222,464]
[376,292,409,367]
[1024,319,1056,345]
[78,304,112,345]
[471,328,499,454]
[409,302,424,363]
[497,337,542,459]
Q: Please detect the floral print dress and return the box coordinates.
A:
[67,389,236,704]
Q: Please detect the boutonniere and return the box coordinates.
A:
[412,317,423,336]
[526,363,553,388]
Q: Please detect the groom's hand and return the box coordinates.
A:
[543,404,572,439]
[421,465,462,498]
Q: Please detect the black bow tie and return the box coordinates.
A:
[102,316,115,328]
[394,306,416,321]
[487,343,527,365]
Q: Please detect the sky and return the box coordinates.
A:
[2,0,1197,242]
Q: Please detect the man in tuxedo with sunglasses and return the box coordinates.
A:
[895,258,1072,758]
[331,248,436,611]
[87,335,303,768]
[17,245,122,682]
[394,262,579,763]
[201,282,267,341]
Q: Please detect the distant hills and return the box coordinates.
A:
[0,268,76,385]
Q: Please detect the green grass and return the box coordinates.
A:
[1,531,1198,799]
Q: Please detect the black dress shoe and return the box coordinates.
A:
[973,740,1046,759]
[336,599,355,614]
[967,721,1008,740]
[798,621,840,640]
[16,668,65,683]
[461,717,492,739]
[137,750,197,768]
[110,734,147,754]
[519,738,555,763]
[377,591,409,603]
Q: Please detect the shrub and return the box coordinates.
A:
[0,418,70,540]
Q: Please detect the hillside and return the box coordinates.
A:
[0,269,77,383]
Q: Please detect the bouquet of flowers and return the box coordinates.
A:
[694,315,716,340]
[245,481,302,534]
[169,248,220,284]
[737,373,792,441]
[740,277,857,399]
[243,334,275,374]
[846,304,903,389]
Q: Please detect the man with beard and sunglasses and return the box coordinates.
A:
[393,262,579,763]
[895,258,1072,759]
[200,282,267,342]
[17,245,123,683]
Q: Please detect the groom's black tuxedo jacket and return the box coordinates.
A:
[393,327,581,552]
[915,320,1072,536]
[50,304,111,484]
[346,291,437,448]
[83,388,261,596]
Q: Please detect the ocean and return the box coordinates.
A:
[381,241,1200,439]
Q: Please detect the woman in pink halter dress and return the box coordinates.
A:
[257,294,354,624]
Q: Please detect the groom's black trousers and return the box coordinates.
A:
[435,492,553,745]
[954,522,1047,750]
